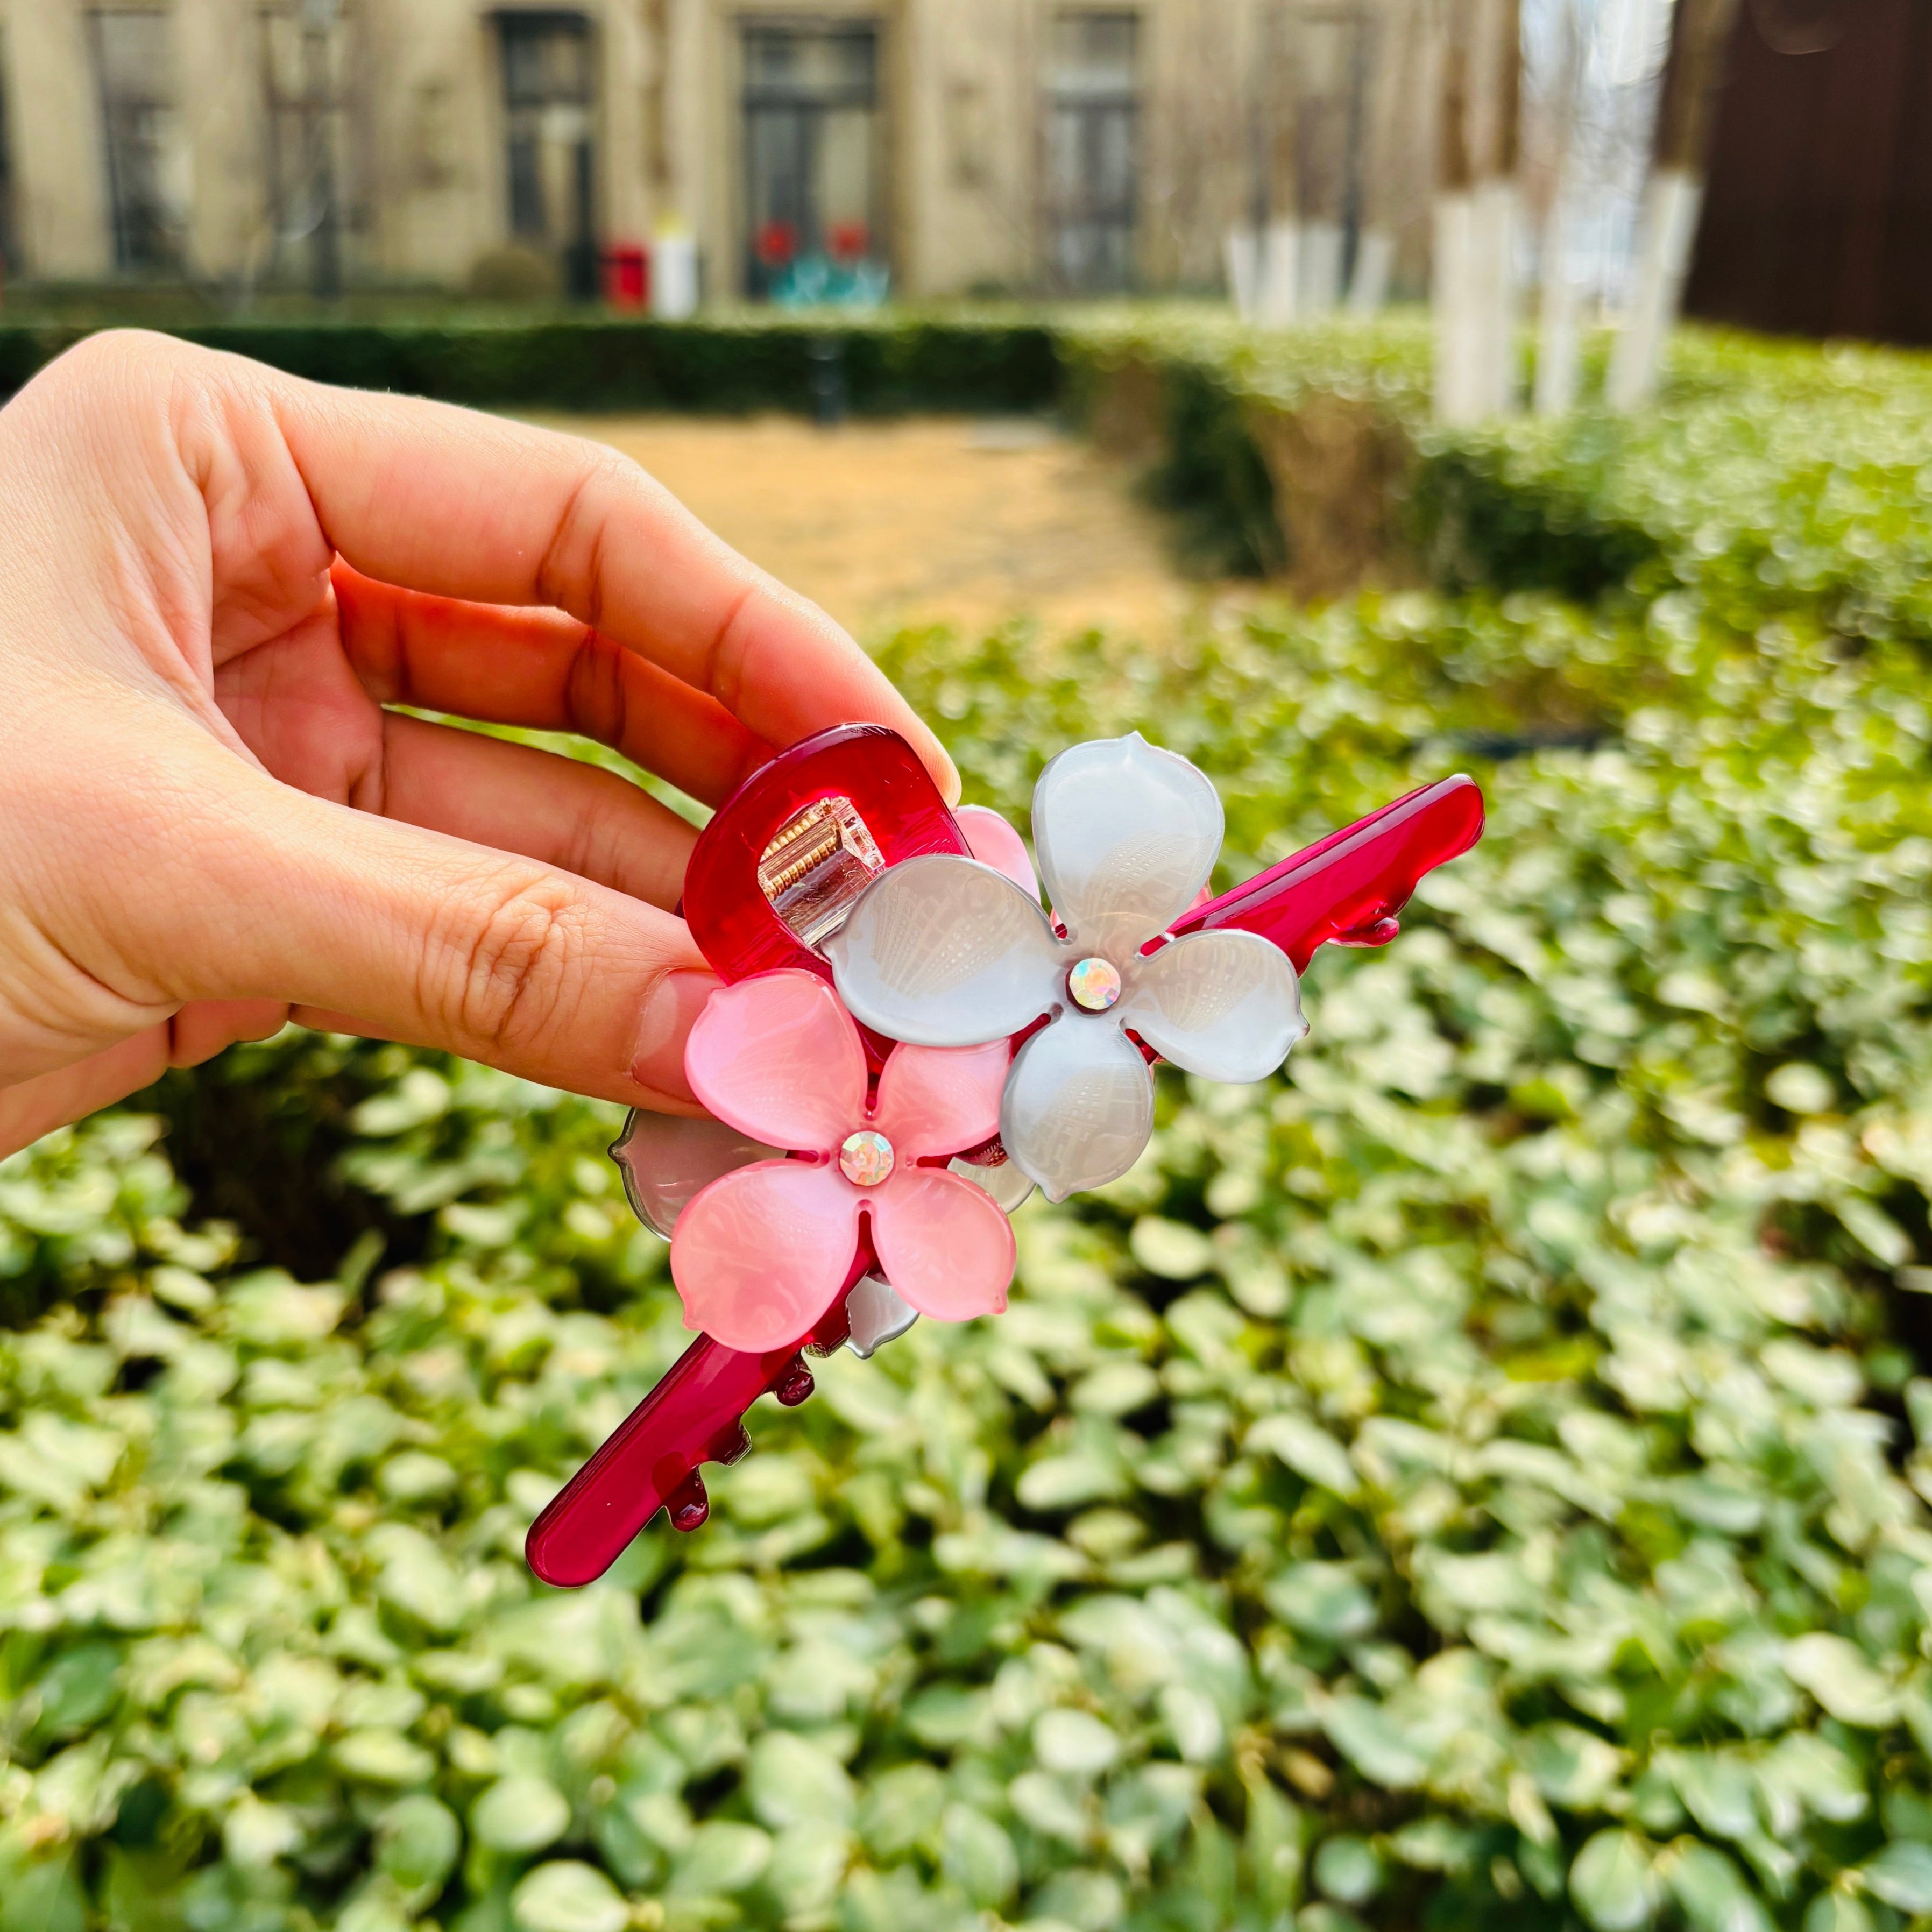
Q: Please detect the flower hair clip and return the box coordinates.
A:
[526,726,1483,1587]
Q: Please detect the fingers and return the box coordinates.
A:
[332,564,767,807]
[1,1004,303,1160]
[212,608,700,904]
[150,735,720,1108]
[377,713,698,909]
[0,1032,170,1162]
[168,999,290,1067]
[265,379,958,799]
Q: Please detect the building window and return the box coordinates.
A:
[260,2,352,295]
[89,8,179,273]
[1044,12,1138,293]
[499,11,596,297]
[742,22,883,301]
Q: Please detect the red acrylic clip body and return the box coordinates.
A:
[526,734,1483,1588]
[528,727,971,1586]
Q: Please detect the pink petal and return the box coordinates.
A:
[671,1160,860,1352]
[957,805,1039,900]
[683,968,866,1152]
[869,1167,1015,1323]
[872,1040,1008,1158]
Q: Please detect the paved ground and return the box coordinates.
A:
[539,412,1197,643]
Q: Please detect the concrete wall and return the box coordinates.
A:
[0,0,1432,301]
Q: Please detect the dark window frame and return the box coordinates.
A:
[494,9,598,296]
[739,15,885,298]
[1042,10,1141,295]
[89,6,179,275]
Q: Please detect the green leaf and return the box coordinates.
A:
[510,1862,630,1932]
[1130,1218,1214,1280]
[472,1776,572,1855]
[1034,1708,1121,1775]
[1246,1414,1358,1497]
[667,1822,772,1898]
[1320,1698,1428,1788]
[940,1804,1017,1909]
[1570,1831,1660,1932]
[1268,1565,1376,1643]
[1313,1836,1382,1905]
[376,1794,462,1898]
[333,1728,437,1786]
[1858,1841,1932,1915]
[1782,1635,1900,1726]
[746,1730,854,1831]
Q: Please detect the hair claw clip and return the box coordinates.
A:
[526,731,1483,1588]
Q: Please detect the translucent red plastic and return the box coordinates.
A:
[682,723,971,983]
[525,739,1485,1590]
[1170,774,1485,969]
[525,1276,861,1589]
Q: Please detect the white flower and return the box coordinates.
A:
[826,733,1307,1201]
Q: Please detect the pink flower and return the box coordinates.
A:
[670,970,1017,1354]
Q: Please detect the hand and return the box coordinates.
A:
[0,331,957,1159]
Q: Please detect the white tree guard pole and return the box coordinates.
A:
[1608,167,1703,409]
[1534,186,1582,415]
[1260,220,1303,324]
[1434,189,1483,425]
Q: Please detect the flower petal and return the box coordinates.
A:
[683,969,866,1152]
[1000,1013,1155,1202]
[844,1274,919,1358]
[950,1150,1036,1213]
[956,804,1040,899]
[826,854,1062,1047]
[611,1111,783,1237]
[872,1041,1009,1157]
[1032,733,1224,954]
[1120,929,1307,1081]
[670,1160,859,1351]
[869,1168,1016,1322]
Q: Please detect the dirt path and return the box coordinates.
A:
[537,413,1197,642]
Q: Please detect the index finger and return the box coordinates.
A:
[258,368,959,799]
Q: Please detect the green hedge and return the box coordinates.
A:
[0,315,1063,416]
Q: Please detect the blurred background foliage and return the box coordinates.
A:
[9,318,1932,1932]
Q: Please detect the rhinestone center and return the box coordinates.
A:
[838,1129,896,1187]
[1067,956,1122,1013]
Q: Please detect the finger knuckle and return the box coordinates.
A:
[435,871,586,1056]
[536,448,638,626]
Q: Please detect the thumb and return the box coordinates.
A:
[175,765,720,1109]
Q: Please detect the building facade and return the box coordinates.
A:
[0,0,1434,303]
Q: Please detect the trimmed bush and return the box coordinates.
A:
[0,313,1063,416]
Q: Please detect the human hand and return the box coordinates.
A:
[0,331,957,1159]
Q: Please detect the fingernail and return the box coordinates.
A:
[629,969,723,1103]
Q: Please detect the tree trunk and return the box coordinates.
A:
[1608,0,1740,409]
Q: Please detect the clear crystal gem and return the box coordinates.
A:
[1067,956,1122,1012]
[838,1129,896,1187]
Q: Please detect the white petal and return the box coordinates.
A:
[826,854,1063,1047]
[844,1274,919,1358]
[1120,929,1307,1082]
[950,1149,1037,1214]
[1031,734,1223,955]
[611,1111,782,1238]
[1000,1013,1155,1202]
